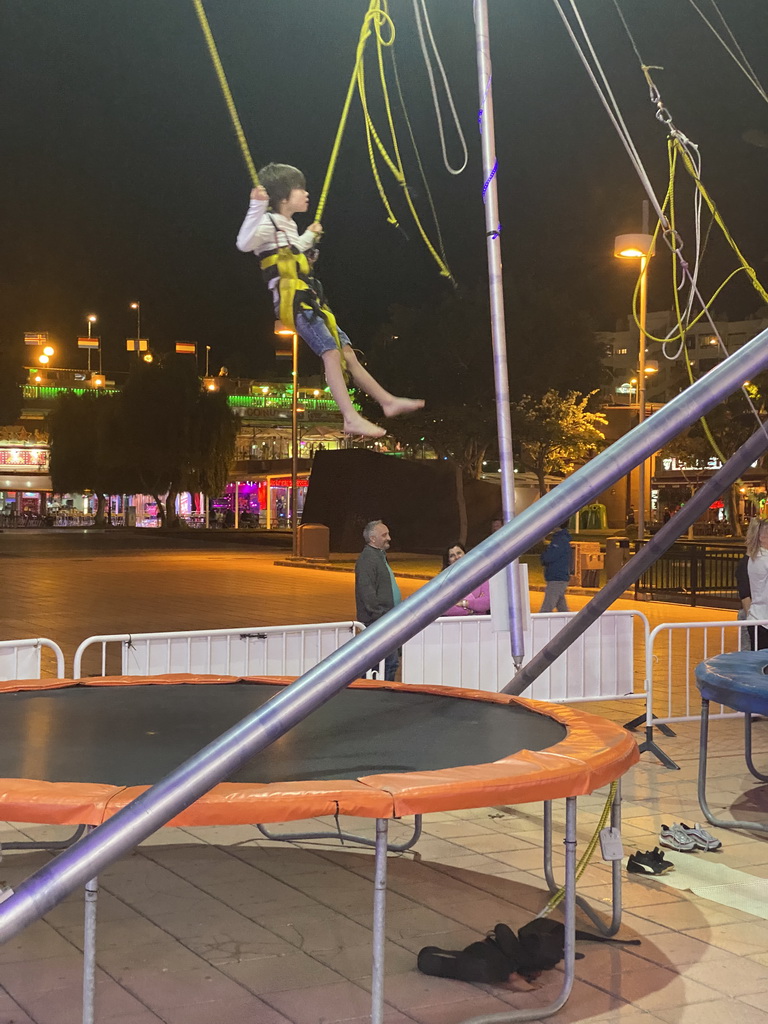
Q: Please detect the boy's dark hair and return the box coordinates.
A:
[258,163,306,207]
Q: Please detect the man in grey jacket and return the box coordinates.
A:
[355,520,401,680]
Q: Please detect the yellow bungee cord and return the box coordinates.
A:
[191,0,259,188]
[317,0,453,279]
[194,0,453,281]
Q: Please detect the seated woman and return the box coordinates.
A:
[442,543,491,616]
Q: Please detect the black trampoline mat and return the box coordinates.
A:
[0,682,566,786]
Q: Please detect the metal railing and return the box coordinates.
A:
[0,638,65,681]
[402,609,649,703]
[72,622,368,679]
[644,617,767,727]
[636,541,742,607]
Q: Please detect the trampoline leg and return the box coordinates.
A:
[699,700,768,834]
[559,797,578,1012]
[370,818,388,1024]
[607,780,623,937]
[255,814,421,853]
[82,863,98,1024]
[460,799,578,1024]
[543,791,623,938]
[744,713,768,783]
[1,824,87,852]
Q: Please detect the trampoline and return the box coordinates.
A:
[696,651,768,834]
[0,675,639,1024]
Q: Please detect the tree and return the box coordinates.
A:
[120,357,237,527]
[660,384,768,536]
[48,392,139,526]
[49,359,237,528]
[513,390,607,497]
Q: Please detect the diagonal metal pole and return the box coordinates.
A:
[2,326,768,942]
[474,0,525,665]
[504,420,768,697]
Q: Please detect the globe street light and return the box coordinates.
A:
[615,230,654,542]
[37,345,55,367]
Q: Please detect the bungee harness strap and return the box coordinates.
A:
[259,249,348,378]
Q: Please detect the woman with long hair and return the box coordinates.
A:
[441,543,491,616]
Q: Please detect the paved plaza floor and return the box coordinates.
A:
[1,531,767,1024]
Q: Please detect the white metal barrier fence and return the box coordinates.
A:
[645,617,768,727]
[72,622,367,679]
[401,610,649,703]
[0,638,65,681]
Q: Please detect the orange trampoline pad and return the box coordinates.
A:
[0,675,639,827]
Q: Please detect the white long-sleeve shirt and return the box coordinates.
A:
[748,549,768,622]
[236,200,317,257]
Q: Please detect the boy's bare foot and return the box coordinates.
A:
[343,414,386,438]
[381,396,425,418]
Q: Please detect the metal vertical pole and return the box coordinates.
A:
[234,481,240,530]
[370,818,388,1024]
[474,0,524,664]
[81,826,98,1024]
[292,332,299,557]
[637,253,648,543]
[86,319,92,374]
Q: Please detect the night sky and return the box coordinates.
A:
[1,0,766,380]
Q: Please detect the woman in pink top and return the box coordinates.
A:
[442,543,491,616]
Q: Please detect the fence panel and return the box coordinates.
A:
[73,623,366,679]
[646,617,766,726]
[401,611,646,702]
[0,638,66,681]
[637,542,742,607]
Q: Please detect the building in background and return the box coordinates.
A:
[595,310,768,530]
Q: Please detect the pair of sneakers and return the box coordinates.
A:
[659,822,722,852]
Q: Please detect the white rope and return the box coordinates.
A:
[556,0,768,444]
[552,0,666,227]
[411,0,468,175]
[686,0,768,105]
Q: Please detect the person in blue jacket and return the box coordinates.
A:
[539,522,573,612]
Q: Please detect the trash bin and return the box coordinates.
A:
[580,550,604,587]
[605,537,631,580]
[298,523,330,559]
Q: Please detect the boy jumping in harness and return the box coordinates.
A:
[237,163,424,438]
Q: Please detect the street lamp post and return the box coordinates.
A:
[129,302,141,358]
[85,315,97,373]
[614,226,654,542]
[275,322,300,556]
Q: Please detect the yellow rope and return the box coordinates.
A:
[194,0,452,278]
[192,0,259,187]
[316,0,453,279]
[543,782,617,915]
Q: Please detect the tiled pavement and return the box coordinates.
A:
[2,531,768,1023]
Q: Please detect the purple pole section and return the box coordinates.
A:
[474,0,525,663]
[504,421,768,695]
[2,326,768,942]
